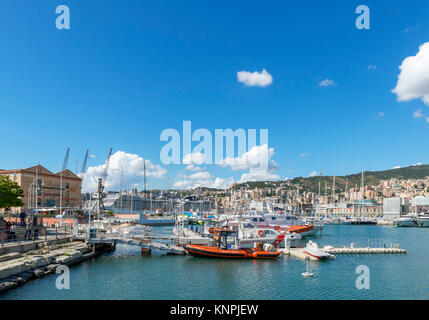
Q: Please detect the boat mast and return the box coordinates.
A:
[120,165,123,214]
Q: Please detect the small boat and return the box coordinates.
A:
[184,228,282,259]
[184,244,282,259]
[304,241,332,260]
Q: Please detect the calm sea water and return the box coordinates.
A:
[1,225,429,300]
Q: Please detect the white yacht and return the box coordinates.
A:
[303,241,333,260]
[393,215,417,227]
[417,214,429,227]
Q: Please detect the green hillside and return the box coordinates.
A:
[232,165,429,193]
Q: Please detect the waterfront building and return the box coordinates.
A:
[383,197,409,221]
[411,196,429,214]
[0,165,82,213]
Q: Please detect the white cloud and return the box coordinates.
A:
[368,65,377,70]
[426,117,429,124]
[237,69,273,87]
[183,152,205,165]
[239,170,280,183]
[185,164,202,172]
[377,112,385,119]
[309,171,320,177]
[219,145,279,172]
[393,166,401,169]
[412,163,422,167]
[300,153,310,157]
[174,172,234,190]
[414,108,423,118]
[89,155,96,158]
[392,42,429,106]
[83,151,166,192]
[318,79,336,87]
[188,171,212,180]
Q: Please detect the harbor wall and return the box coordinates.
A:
[0,240,115,294]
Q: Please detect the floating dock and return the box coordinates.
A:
[85,236,186,255]
[324,247,406,254]
[282,245,406,261]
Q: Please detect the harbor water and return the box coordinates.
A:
[1,225,429,300]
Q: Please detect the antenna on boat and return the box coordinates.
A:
[302,257,314,278]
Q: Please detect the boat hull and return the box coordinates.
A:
[417,219,429,227]
[394,220,416,227]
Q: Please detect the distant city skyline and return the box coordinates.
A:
[1,0,429,191]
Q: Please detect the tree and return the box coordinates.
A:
[0,176,25,209]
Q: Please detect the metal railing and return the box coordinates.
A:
[0,224,72,249]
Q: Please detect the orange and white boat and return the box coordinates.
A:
[184,228,283,259]
[184,244,281,259]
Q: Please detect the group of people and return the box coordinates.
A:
[0,211,39,241]
[2,221,17,240]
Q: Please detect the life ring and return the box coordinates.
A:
[258,230,265,237]
[274,226,280,231]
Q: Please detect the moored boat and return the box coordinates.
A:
[303,241,333,260]
[184,244,282,259]
[184,228,282,259]
[393,215,417,227]
[417,214,429,227]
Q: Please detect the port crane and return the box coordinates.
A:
[80,149,89,178]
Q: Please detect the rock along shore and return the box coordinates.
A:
[0,239,115,294]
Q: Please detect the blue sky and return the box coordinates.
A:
[1,0,429,191]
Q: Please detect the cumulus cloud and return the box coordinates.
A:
[89,155,96,158]
[185,164,202,172]
[318,79,336,87]
[414,108,423,118]
[368,65,377,70]
[237,69,273,87]
[83,151,166,192]
[239,170,280,183]
[218,145,279,172]
[393,166,401,169]
[183,152,205,165]
[392,42,429,105]
[174,172,234,190]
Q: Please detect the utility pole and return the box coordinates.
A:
[120,165,123,214]
[60,148,70,216]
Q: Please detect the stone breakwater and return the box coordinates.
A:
[0,240,115,294]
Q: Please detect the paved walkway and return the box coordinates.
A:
[0,233,73,255]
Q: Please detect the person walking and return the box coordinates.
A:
[19,210,27,227]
